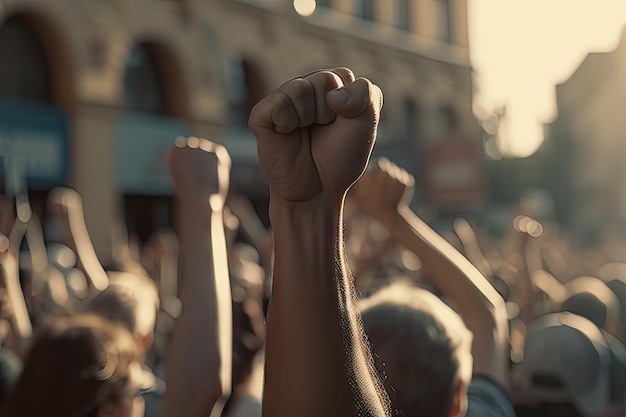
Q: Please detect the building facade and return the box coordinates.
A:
[544,27,626,244]
[0,0,480,263]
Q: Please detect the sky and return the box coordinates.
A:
[467,1,626,157]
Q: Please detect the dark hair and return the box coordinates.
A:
[5,314,140,417]
[562,292,608,329]
[86,285,138,333]
[359,285,472,417]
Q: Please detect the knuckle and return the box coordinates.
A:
[280,78,313,99]
[307,70,343,90]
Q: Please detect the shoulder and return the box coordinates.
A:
[225,395,262,417]
[466,374,515,417]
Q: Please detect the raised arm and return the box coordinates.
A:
[249,67,390,417]
[160,137,232,417]
[46,188,109,293]
[1,219,33,349]
[452,217,494,280]
[350,158,510,391]
[227,194,274,298]
[515,216,566,321]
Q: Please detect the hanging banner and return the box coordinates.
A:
[421,135,486,210]
[116,111,191,195]
[0,99,68,188]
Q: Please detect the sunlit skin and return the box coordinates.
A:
[159,137,233,417]
[249,67,390,417]
[350,159,510,397]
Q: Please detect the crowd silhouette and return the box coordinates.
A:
[0,67,625,417]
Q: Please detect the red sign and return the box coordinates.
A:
[421,135,485,210]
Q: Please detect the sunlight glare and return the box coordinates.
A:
[294,0,316,17]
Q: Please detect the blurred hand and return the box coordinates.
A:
[248,67,383,203]
[167,137,231,210]
[349,157,414,221]
[513,215,544,238]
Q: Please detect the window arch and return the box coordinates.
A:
[123,43,167,114]
[226,56,266,126]
[437,0,452,42]
[396,0,411,31]
[361,0,374,21]
[0,16,52,103]
[403,97,419,143]
[438,104,458,136]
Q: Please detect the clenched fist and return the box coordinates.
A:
[350,157,415,222]
[248,67,383,203]
[167,136,231,211]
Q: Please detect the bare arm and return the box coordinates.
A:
[47,188,109,293]
[159,137,232,417]
[249,68,390,417]
[227,194,274,298]
[452,217,494,280]
[515,217,565,321]
[350,158,510,391]
[1,220,33,349]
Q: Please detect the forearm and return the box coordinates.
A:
[454,219,494,279]
[6,221,32,344]
[384,207,509,387]
[160,199,232,417]
[264,194,388,417]
[69,214,109,292]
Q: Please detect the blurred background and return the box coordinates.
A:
[1,0,626,266]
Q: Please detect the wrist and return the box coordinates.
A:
[269,191,343,254]
[269,191,343,222]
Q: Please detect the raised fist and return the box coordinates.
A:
[167,137,231,210]
[349,157,415,221]
[248,67,383,203]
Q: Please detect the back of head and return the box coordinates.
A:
[561,276,619,334]
[87,272,160,342]
[5,314,141,417]
[87,284,138,333]
[514,312,612,417]
[603,276,626,343]
[360,283,473,417]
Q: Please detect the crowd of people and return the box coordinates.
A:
[1,67,626,416]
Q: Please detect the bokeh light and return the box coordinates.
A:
[293,0,316,17]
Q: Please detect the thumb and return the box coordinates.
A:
[326,78,382,119]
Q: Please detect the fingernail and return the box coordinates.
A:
[329,89,350,107]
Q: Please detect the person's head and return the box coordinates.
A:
[513,312,621,417]
[86,272,160,352]
[560,276,620,337]
[360,283,473,417]
[605,278,626,343]
[5,314,148,417]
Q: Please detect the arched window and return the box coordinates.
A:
[396,0,411,31]
[0,16,52,102]
[438,105,458,137]
[226,57,266,126]
[361,0,374,21]
[403,97,419,144]
[123,44,167,114]
[437,0,452,42]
